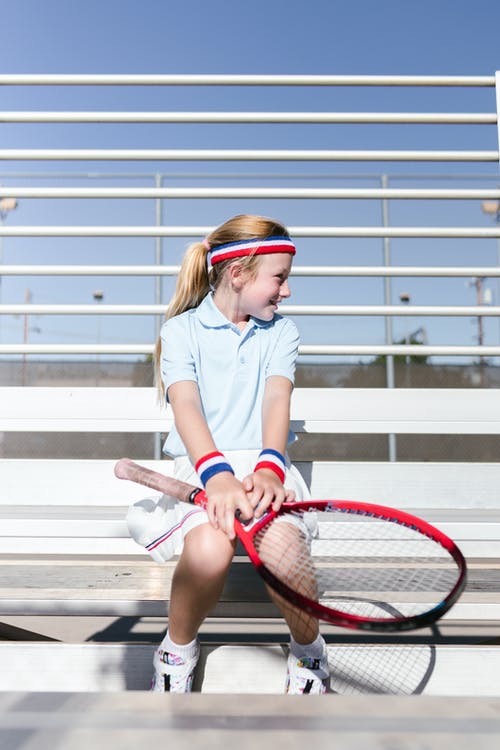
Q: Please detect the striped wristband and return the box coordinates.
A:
[195,451,234,487]
[254,448,286,484]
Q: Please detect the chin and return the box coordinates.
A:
[254,309,274,322]
[263,307,277,319]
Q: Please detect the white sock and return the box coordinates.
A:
[160,630,199,660]
[290,633,326,660]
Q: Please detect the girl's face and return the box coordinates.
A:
[240,253,293,321]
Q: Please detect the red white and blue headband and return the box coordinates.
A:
[204,236,296,271]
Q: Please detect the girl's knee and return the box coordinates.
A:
[183,523,235,576]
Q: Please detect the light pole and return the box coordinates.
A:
[399,292,411,368]
[93,290,104,385]
[0,196,18,342]
[381,174,396,461]
[481,200,500,345]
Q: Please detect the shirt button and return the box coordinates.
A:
[240,356,245,364]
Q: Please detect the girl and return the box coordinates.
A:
[127,214,329,694]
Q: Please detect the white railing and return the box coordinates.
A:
[1,73,499,359]
[1,112,497,124]
[2,187,500,199]
[0,73,494,84]
[0,149,497,162]
[1,227,500,237]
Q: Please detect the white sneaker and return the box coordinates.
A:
[151,642,200,693]
[286,647,330,694]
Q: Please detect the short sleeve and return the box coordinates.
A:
[265,318,300,384]
[159,316,198,402]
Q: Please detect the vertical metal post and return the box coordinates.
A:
[154,173,163,460]
[493,209,500,345]
[381,174,397,461]
[155,173,163,340]
[0,195,19,342]
[495,71,500,344]
[92,289,104,386]
[497,223,500,345]
[22,288,31,386]
[480,200,500,343]
[0,216,3,343]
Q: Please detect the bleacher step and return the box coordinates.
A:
[1,692,499,750]
[0,643,499,695]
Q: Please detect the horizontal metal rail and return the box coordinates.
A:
[3,187,500,200]
[2,226,500,238]
[0,149,498,162]
[3,265,500,277]
[0,74,495,86]
[299,345,500,356]
[1,111,496,124]
[2,304,500,316]
[1,343,499,357]
[1,73,498,367]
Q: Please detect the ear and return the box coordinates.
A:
[228,262,248,290]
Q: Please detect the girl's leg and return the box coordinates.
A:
[152,522,236,692]
[258,520,320,643]
[167,521,237,644]
[258,521,330,693]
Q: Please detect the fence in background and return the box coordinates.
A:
[1,73,500,460]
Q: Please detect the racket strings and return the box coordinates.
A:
[253,520,322,641]
[253,510,462,622]
[328,643,435,695]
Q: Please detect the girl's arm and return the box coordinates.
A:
[243,375,296,515]
[167,380,254,539]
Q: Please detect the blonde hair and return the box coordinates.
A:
[154,214,289,399]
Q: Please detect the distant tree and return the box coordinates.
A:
[373,332,429,365]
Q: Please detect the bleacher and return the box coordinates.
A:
[1,73,500,744]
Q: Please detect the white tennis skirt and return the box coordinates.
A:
[126,450,311,563]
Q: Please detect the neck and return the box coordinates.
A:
[212,288,249,330]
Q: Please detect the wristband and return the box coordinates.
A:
[195,451,234,487]
[254,448,286,484]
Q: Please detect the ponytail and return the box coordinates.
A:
[154,240,209,399]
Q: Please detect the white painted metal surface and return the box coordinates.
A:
[3,186,500,199]
[2,387,500,434]
[2,111,496,124]
[2,226,500,237]
[2,264,500,276]
[0,73,495,85]
[0,643,499,695]
[0,148,498,161]
[2,458,500,508]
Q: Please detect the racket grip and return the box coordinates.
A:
[114,458,208,507]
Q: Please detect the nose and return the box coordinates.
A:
[280,279,291,298]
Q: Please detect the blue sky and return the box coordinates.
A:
[1,0,499,77]
[0,0,499,358]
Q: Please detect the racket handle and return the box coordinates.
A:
[114,457,207,507]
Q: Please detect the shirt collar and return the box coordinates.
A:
[197,293,273,330]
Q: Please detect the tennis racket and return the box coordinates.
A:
[115,458,467,633]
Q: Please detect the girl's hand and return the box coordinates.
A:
[204,472,254,540]
[242,469,295,518]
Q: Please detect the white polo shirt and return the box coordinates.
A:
[160,293,299,457]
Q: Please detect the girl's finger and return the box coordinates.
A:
[242,474,254,493]
[248,486,264,508]
[237,495,255,521]
[224,508,236,540]
[254,488,275,517]
[208,503,219,529]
